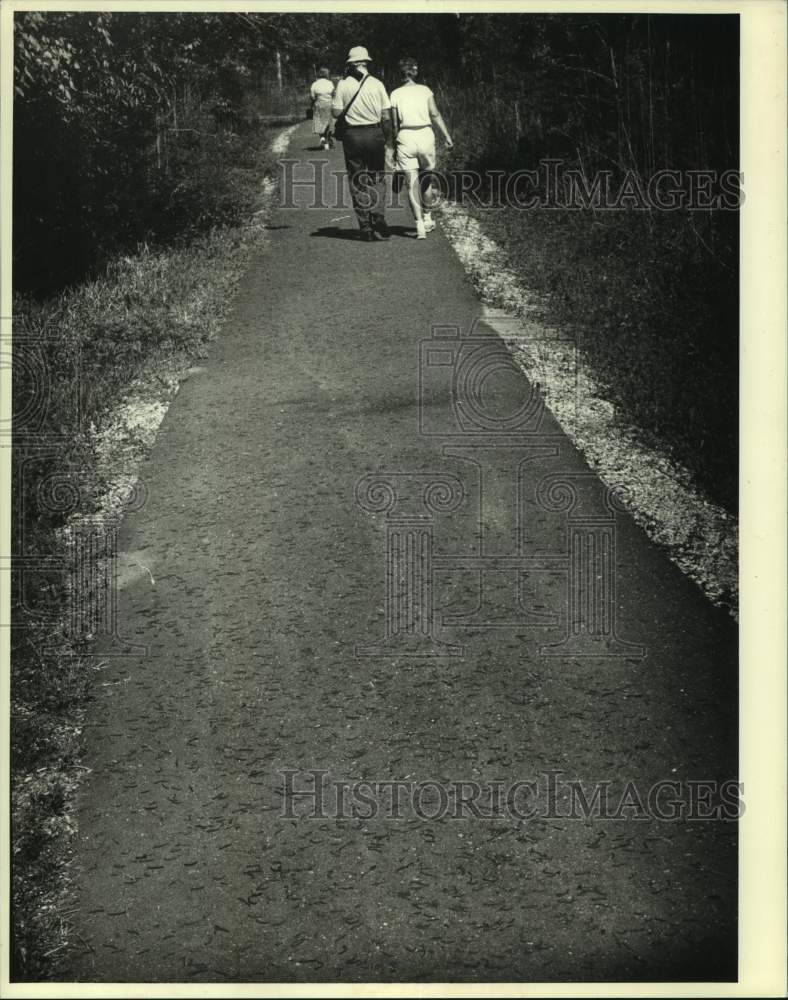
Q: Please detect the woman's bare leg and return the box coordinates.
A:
[405,169,423,222]
[421,177,436,212]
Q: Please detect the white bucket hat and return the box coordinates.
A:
[346,46,372,64]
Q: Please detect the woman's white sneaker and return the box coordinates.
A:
[416,221,427,239]
[423,215,436,232]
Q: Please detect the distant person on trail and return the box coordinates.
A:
[309,66,335,149]
[332,46,394,242]
[390,57,453,239]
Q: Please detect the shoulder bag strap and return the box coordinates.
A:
[337,74,369,127]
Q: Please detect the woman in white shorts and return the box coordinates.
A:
[390,57,454,239]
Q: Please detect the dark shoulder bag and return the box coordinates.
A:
[333,75,368,143]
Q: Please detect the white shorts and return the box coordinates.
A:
[396,127,436,172]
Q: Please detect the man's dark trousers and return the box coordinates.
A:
[342,124,387,232]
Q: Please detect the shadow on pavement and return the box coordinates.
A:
[311,225,414,240]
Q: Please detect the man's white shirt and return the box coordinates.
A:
[332,75,391,126]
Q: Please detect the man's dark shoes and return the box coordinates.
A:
[372,218,390,240]
[360,228,374,242]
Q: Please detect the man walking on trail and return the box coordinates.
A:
[332,46,394,242]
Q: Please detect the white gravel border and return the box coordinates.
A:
[439,202,738,618]
[270,122,301,156]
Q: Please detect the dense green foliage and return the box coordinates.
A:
[14,11,309,292]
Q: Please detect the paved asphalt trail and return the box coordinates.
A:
[66,123,737,983]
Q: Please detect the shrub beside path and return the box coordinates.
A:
[64,122,737,983]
